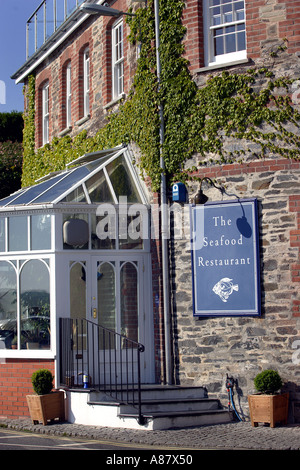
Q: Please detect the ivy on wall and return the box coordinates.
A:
[22,0,300,190]
[22,74,36,187]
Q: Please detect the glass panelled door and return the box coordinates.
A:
[96,259,138,341]
[68,254,153,386]
[69,260,88,386]
[92,256,141,385]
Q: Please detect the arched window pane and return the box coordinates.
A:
[70,262,86,321]
[98,262,115,349]
[70,262,87,350]
[20,259,50,349]
[0,261,17,349]
[120,262,138,344]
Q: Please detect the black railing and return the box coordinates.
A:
[59,318,146,424]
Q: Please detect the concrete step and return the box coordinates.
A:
[90,385,208,402]
[118,397,221,414]
[67,386,233,430]
[118,409,233,430]
[86,384,233,430]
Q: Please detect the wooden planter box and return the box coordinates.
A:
[248,393,289,428]
[26,391,65,425]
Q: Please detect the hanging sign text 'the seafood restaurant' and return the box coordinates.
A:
[190,199,261,317]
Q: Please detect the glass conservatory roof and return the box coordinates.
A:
[0,146,147,209]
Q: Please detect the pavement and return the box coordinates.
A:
[0,417,299,450]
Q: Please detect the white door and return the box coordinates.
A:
[91,254,153,384]
[68,254,154,386]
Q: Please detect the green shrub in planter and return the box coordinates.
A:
[31,369,54,395]
[254,369,283,395]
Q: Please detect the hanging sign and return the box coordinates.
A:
[190,199,261,317]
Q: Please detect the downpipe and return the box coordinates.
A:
[154,0,172,385]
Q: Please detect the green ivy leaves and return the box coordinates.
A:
[22,0,300,191]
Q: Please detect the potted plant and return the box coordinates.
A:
[11,335,17,349]
[248,369,289,428]
[26,369,65,425]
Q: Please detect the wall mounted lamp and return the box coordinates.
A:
[193,177,226,205]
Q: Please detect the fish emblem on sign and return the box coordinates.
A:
[212,278,239,303]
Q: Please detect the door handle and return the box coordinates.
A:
[93,308,97,319]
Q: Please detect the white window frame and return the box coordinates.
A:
[204,0,247,67]
[0,253,55,360]
[112,19,124,99]
[42,82,49,145]
[83,48,90,117]
[66,62,72,128]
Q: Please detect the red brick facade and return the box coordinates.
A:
[4,0,300,420]
[29,0,132,148]
[27,0,300,147]
[183,0,300,72]
[0,360,55,419]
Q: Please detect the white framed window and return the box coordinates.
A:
[112,19,124,99]
[204,0,246,67]
[0,256,52,356]
[83,48,90,116]
[66,62,72,127]
[42,82,49,145]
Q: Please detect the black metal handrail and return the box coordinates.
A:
[59,318,146,425]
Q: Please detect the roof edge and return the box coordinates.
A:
[11,2,98,83]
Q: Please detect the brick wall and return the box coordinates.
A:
[183,0,300,72]
[0,360,55,420]
[18,0,300,416]
[180,22,300,421]
[182,0,204,72]
[28,0,134,148]
[28,1,300,145]
[290,195,300,317]
[172,158,300,422]
[35,69,52,149]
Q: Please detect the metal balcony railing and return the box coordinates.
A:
[59,317,146,425]
[26,0,85,59]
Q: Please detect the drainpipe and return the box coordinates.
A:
[154,0,172,385]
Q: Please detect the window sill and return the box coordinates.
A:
[104,93,126,111]
[75,115,90,127]
[59,126,72,137]
[195,58,250,74]
[0,349,55,360]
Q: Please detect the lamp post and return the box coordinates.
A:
[80,2,172,385]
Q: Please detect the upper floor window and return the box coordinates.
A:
[204,0,246,66]
[42,82,49,145]
[112,19,124,99]
[66,62,72,128]
[83,48,90,116]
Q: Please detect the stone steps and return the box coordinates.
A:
[84,385,233,430]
